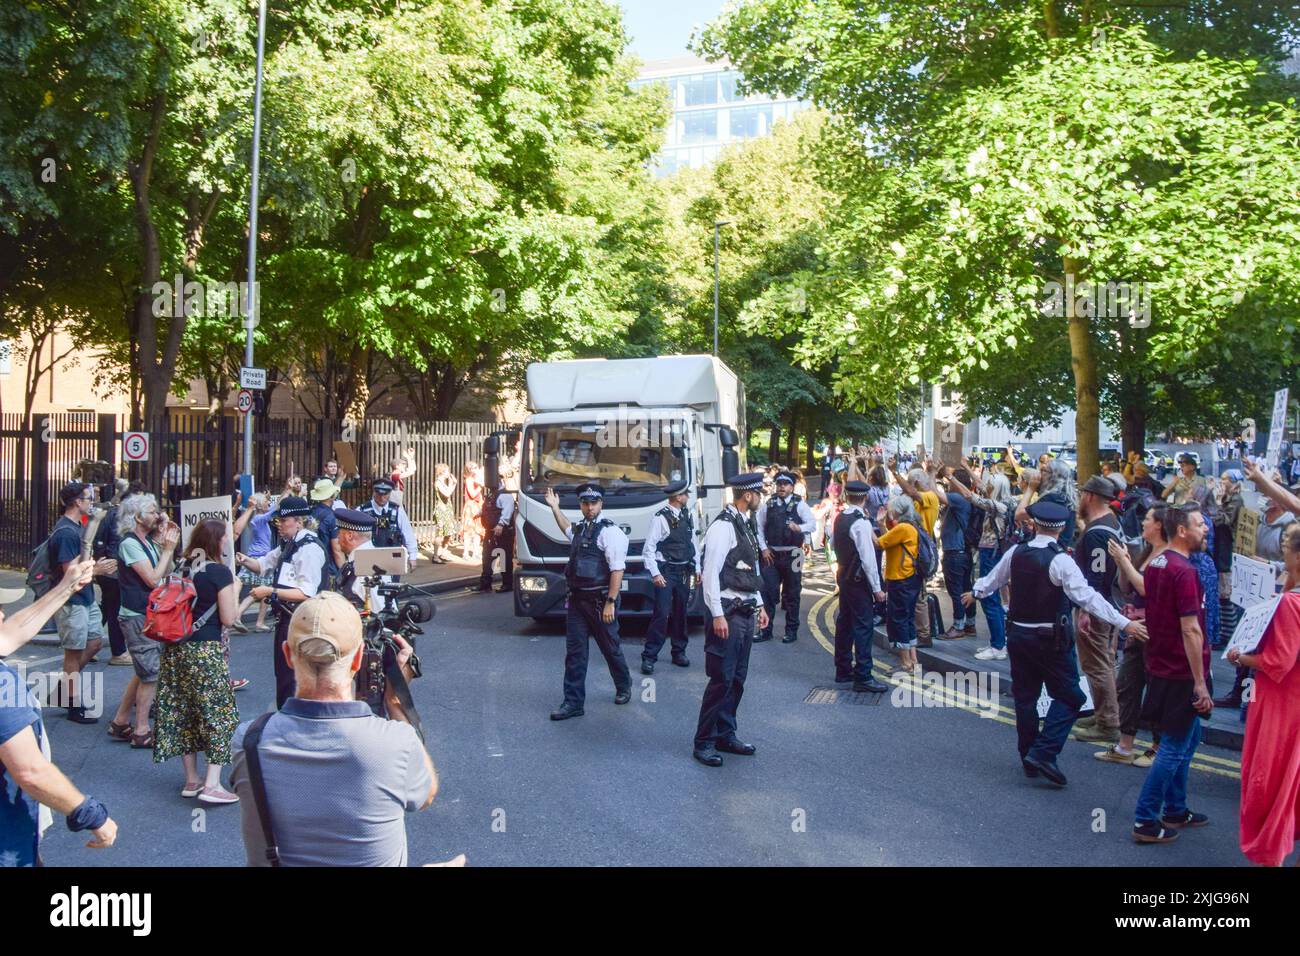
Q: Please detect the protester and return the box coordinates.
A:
[229,593,437,866]
[877,496,922,673]
[460,463,484,561]
[1017,459,1078,549]
[813,480,843,579]
[1231,522,1300,867]
[309,478,344,576]
[48,482,118,724]
[432,463,458,563]
[232,492,274,633]
[322,457,359,499]
[936,467,975,640]
[1131,504,1214,844]
[109,493,181,747]
[93,479,131,666]
[1096,505,1167,767]
[1072,476,1126,744]
[891,461,940,644]
[946,468,1013,660]
[2,562,118,866]
[153,519,240,805]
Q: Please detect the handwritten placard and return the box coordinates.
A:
[179,494,236,573]
[1231,553,1277,608]
[1222,596,1280,659]
[1234,507,1260,557]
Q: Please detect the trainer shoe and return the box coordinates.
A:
[1094,744,1139,765]
[974,646,1006,661]
[1132,822,1179,844]
[1133,748,1157,768]
[1072,723,1120,743]
[108,653,133,666]
[1161,810,1209,829]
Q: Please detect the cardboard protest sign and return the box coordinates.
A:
[1222,596,1280,659]
[332,440,358,478]
[1234,508,1260,557]
[179,495,236,573]
[1230,553,1277,608]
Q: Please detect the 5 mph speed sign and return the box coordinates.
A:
[124,431,150,462]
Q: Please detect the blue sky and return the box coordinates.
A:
[619,0,728,63]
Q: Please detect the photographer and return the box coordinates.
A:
[229,593,436,866]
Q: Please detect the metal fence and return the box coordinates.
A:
[0,413,509,567]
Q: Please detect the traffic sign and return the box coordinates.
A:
[239,366,266,390]
[237,389,254,414]
[123,431,150,462]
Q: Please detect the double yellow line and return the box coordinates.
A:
[804,590,1242,780]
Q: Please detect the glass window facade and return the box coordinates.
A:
[681,73,717,106]
[728,104,771,140]
[681,110,717,145]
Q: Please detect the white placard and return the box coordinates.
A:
[1265,387,1288,472]
[123,431,149,462]
[239,366,267,390]
[178,494,236,573]
[1037,676,1095,720]
[1231,553,1278,608]
[1222,596,1281,659]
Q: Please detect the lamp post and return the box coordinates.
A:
[242,0,268,479]
[713,220,731,356]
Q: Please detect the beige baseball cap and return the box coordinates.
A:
[286,592,363,663]
[0,586,26,605]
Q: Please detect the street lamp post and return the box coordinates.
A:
[242,0,268,480]
[713,220,731,356]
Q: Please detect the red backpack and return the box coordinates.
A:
[143,567,218,644]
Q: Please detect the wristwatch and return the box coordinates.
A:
[605,596,616,605]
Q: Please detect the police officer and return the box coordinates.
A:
[963,500,1148,786]
[755,471,815,643]
[359,479,418,572]
[334,507,379,609]
[236,495,329,709]
[479,481,516,593]
[544,482,632,720]
[834,481,890,694]
[640,479,698,674]
[694,473,770,767]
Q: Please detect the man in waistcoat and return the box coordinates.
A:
[640,479,698,674]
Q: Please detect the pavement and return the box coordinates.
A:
[7,554,1254,867]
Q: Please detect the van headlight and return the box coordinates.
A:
[520,576,549,592]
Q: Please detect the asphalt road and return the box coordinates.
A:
[20,564,1250,867]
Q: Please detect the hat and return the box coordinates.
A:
[576,482,604,501]
[728,472,765,493]
[372,479,394,494]
[775,471,796,485]
[277,495,312,518]
[843,480,869,496]
[335,508,376,533]
[1177,452,1197,465]
[1107,471,1128,491]
[1026,499,1071,529]
[0,586,27,605]
[1223,469,1244,483]
[310,478,339,502]
[662,479,689,496]
[287,593,363,664]
[1081,475,1118,500]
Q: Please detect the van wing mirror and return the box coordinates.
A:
[484,435,501,491]
[722,448,739,483]
[719,426,739,448]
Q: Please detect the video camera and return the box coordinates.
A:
[357,574,437,739]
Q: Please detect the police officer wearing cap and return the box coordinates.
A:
[640,478,698,674]
[755,471,815,643]
[333,507,380,609]
[963,499,1148,786]
[543,482,632,720]
[479,482,516,592]
[834,481,890,694]
[693,472,770,767]
[360,479,418,572]
[236,495,330,709]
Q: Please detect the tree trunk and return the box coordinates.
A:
[1120,403,1146,458]
[786,410,798,467]
[1064,257,1101,483]
[131,89,170,429]
[768,425,780,464]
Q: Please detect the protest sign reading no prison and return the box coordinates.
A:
[179,495,236,574]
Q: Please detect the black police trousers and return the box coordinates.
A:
[273,610,296,710]
[643,563,691,663]
[562,590,630,708]
[694,603,755,749]
[834,581,875,682]
[481,527,515,590]
[760,549,802,637]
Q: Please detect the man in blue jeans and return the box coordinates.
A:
[936,468,974,640]
[1130,504,1215,843]
[965,500,1148,786]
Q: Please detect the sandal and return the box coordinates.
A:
[130,730,154,749]
[229,678,250,692]
[107,720,132,742]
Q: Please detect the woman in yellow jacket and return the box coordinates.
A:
[876,496,924,673]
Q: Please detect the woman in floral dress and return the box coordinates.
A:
[461,462,484,561]
[432,463,458,562]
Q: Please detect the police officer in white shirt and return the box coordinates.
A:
[479,484,516,592]
[236,496,329,709]
[359,480,418,571]
[834,481,889,693]
[640,478,699,674]
[755,471,816,643]
[544,483,632,720]
[962,499,1149,786]
[694,473,770,767]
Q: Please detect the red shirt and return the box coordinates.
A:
[1142,549,1210,680]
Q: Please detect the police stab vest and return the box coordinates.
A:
[717,510,762,593]
[565,518,614,591]
[278,531,331,595]
[655,507,694,565]
[365,502,402,548]
[1006,542,1071,625]
[832,510,868,589]
[764,495,804,548]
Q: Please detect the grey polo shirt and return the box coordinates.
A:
[229,698,432,867]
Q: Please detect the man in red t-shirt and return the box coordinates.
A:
[1132,504,1215,844]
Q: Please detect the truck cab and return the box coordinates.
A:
[493,356,744,620]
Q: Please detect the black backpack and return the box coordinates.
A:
[27,536,57,598]
[1118,486,1156,542]
[964,505,984,552]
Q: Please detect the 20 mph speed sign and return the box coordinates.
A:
[237,389,254,413]
[123,431,150,462]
